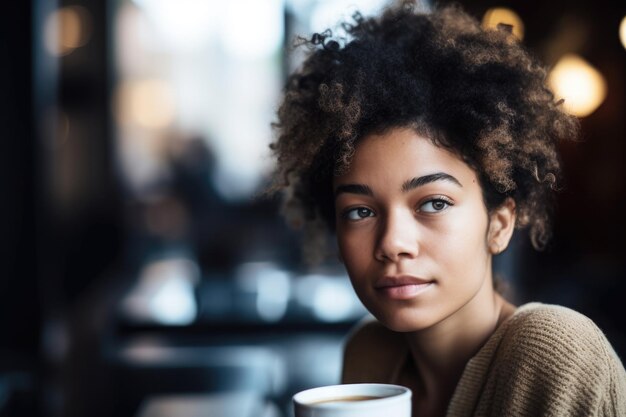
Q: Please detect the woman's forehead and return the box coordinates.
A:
[335,127,476,183]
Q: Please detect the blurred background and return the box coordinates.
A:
[0,0,624,416]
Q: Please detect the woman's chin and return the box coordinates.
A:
[374,309,436,333]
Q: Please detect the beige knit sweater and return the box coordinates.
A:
[341,303,626,416]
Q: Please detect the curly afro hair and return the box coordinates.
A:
[270,2,579,261]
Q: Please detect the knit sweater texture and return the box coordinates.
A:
[341,303,626,416]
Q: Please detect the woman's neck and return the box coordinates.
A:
[403,281,516,403]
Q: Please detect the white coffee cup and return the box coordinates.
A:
[293,383,411,417]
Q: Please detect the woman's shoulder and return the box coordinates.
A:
[340,315,407,384]
[500,302,623,374]
[504,302,615,353]
[489,302,626,414]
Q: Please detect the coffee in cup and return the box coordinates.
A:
[293,383,411,417]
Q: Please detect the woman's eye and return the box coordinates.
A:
[419,198,452,213]
[344,207,375,220]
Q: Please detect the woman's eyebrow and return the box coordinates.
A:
[334,184,373,199]
[401,172,462,192]
[334,173,460,198]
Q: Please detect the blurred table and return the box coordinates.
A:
[135,392,282,417]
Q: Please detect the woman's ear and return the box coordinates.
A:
[487,198,516,255]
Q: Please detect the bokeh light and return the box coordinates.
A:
[548,53,607,118]
[121,258,200,325]
[482,7,525,40]
[115,79,176,130]
[44,6,93,56]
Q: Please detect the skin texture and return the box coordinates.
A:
[334,127,516,416]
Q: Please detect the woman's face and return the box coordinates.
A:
[333,127,499,332]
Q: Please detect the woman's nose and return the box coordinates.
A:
[374,209,419,263]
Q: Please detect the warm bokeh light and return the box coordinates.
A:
[548,54,607,118]
[482,7,525,40]
[116,79,176,130]
[619,16,626,48]
[44,6,92,56]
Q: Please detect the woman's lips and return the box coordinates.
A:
[375,275,434,300]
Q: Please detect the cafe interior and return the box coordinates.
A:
[1,0,624,416]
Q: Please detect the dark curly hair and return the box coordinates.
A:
[270,2,579,261]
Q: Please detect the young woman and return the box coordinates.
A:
[270,3,626,416]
